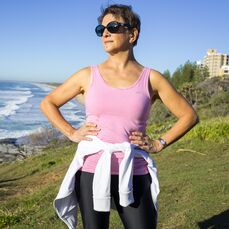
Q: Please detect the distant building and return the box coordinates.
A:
[220,65,229,76]
[201,49,229,77]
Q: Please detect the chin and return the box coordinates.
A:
[104,46,118,54]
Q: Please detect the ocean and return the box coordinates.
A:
[0,80,85,141]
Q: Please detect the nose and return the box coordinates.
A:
[103,28,110,37]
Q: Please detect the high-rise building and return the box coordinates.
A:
[202,49,229,77]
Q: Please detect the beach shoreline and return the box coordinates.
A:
[0,80,84,164]
[0,81,54,163]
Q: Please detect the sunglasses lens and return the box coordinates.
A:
[95,25,105,37]
[107,22,119,33]
[95,22,130,37]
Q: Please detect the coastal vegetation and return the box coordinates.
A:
[0,61,229,228]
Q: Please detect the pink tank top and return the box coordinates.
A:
[81,65,152,175]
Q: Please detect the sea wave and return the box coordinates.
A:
[0,127,39,140]
[62,110,85,122]
[0,80,85,141]
[31,82,56,92]
[0,90,34,117]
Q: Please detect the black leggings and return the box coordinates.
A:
[75,171,157,229]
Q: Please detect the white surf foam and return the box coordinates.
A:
[0,90,34,117]
[31,82,56,92]
[0,127,39,140]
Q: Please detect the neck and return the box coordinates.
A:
[106,49,137,69]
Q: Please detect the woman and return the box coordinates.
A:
[40,4,198,229]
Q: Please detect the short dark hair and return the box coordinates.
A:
[97,4,141,46]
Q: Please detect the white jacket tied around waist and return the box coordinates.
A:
[53,136,160,229]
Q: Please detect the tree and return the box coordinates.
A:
[171,61,206,88]
[194,65,209,82]
[171,65,182,87]
[182,60,195,83]
[163,69,171,81]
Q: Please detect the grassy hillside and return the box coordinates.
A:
[0,117,229,229]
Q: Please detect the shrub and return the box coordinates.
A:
[184,117,229,142]
[0,214,21,227]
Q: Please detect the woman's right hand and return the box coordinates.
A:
[68,122,101,143]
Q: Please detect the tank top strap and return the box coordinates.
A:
[90,65,151,96]
[90,65,99,80]
[138,67,151,98]
[89,65,100,88]
[90,65,107,87]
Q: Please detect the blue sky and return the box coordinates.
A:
[0,0,228,83]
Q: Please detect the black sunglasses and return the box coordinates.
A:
[95,21,131,37]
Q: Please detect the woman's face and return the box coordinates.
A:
[101,14,132,54]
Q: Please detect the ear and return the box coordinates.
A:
[129,28,138,45]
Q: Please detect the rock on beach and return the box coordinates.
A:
[0,138,45,164]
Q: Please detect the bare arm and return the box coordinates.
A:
[151,70,198,145]
[129,70,199,153]
[39,67,100,142]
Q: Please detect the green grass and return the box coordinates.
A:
[184,116,229,143]
[0,118,229,229]
[155,138,229,228]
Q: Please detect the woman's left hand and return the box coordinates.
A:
[129,131,164,154]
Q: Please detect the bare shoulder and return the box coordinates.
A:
[75,66,91,78]
[149,69,174,92]
[68,66,91,87]
[42,66,91,107]
[62,66,92,92]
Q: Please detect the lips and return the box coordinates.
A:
[104,40,113,44]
